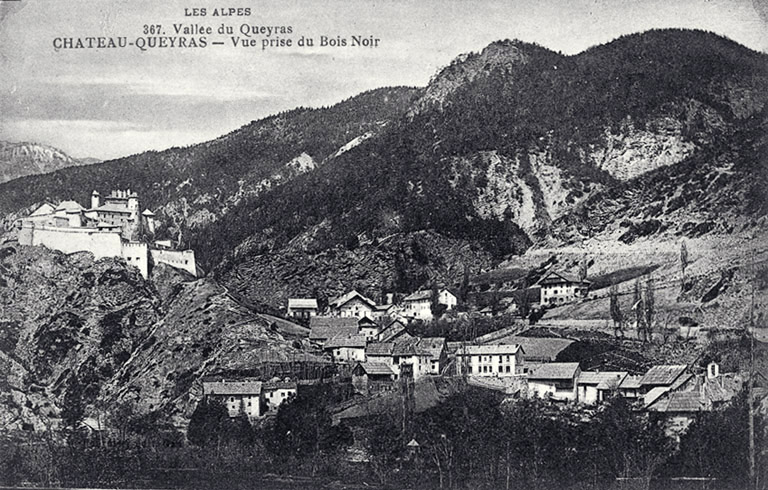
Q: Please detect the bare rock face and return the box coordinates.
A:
[0,244,305,435]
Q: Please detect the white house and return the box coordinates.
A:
[577,371,628,404]
[455,344,525,377]
[402,288,457,320]
[329,290,378,318]
[537,270,590,307]
[262,379,298,412]
[438,289,458,310]
[287,298,319,319]
[526,362,581,402]
[202,378,263,420]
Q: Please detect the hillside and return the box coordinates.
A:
[0,141,98,184]
[0,244,316,432]
[0,88,419,239]
[1,29,767,312]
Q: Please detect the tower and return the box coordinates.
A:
[91,190,100,209]
[142,209,156,235]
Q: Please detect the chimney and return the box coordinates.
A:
[707,362,720,380]
[386,293,394,305]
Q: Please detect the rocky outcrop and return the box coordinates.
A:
[0,244,307,434]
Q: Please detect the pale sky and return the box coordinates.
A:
[1,0,766,160]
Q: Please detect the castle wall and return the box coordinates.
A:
[150,249,197,277]
[18,223,152,278]
[19,223,123,259]
[121,242,149,278]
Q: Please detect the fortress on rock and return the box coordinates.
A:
[18,189,197,278]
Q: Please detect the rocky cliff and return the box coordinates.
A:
[0,244,311,433]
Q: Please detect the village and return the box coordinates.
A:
[201,275,761,446]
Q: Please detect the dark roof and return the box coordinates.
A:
[329,290,377,309]
[420,337,446,360]
[647,391,707,413]
[324,334,367,349]
[393,336,432,356]
[354,362,395,376]
[640,365,688,386]
[367,342,394,355]
[488,336,573,361]
[527,362,581,380]
[537,270,590,286]
[309,316,359,340]
[379,321,407,342]
[578,371,628,389]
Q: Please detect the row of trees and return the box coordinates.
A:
[364,387,765,490]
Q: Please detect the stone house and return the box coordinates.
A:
[202,378,263,420]
[351,362,397,394]
[324,334,367,363]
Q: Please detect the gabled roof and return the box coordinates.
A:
[30,202,56,216]
[640,365,689,386]
[263,380,298,391]
[353,362,395,376]
[647,391,708,413]
[379,320,407,342]
[366,342,394,356]
[643,387,669,407]
[392,336,432,356]
[288,298,318,309]
[142,209,155,216]
[419,337,446,361]
[619,375,643,390]
[487,336,573,362]
[55,200,84,213]
[203,379,263,396]
[404,290,432,302]
[527,362,581,380]
[537,270,591,286]
[458,344,522,356]
[578,371,628,389]
[90,203,133,214]
[329,290,377,309]
[358,316,379,327]
[309,316,359,341]
[324,334,367,349]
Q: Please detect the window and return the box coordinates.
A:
[506,366,511,373]
[282,392,286,397]
[230,397,234,402]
